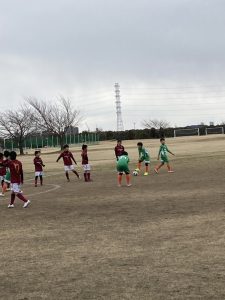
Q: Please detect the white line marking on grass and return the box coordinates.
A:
[25,183,61,198]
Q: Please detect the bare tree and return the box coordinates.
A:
[0,106,36,155]
[27,97,81,149]
[142,119,170,130]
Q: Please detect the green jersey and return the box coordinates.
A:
[117,155,130,174]
[138,147,150,162]
[159,144,169,162]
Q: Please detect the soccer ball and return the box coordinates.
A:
[132,170,138,176]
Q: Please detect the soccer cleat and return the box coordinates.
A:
[135,168,140,172]
[144,172,149,176]
[168,170,174,173]
[0,193,5,197]
[127,184,132,187]
[154,168,159,174]
[23,200,31,208]
[8,204,14,208]
[35,184,37,187]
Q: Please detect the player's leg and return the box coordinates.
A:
[0,177,6,196]
[40,175,43,186]
[154,162,164,173]
[125,170,131,187]
[144,162,150,176]
[35,175,38,187]
[8,191,16,208]
[117,172,123,187]
[167,162,174,173]
[136,161,142,172]
[86,164,91,181]
[72,170,80,179]
[65,171,70,182]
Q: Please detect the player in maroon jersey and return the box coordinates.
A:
[81,144,91,182]
[114,140,125,161]
[4,151,30,208]
[56,144,80,182]
[34,150,45,187]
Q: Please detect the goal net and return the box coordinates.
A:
[205,127,224,135]
[174,128,200,138]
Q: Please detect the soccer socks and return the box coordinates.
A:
[87,172,91,181]
[17,193,27,202]
[35,176,38,186]
[84,173,88,182]
[65,172,70,182]
[2,182,7,194]
[40,175,43,186]
[10,193,16,205]
[72,170,80,178]
[145,165,149,173]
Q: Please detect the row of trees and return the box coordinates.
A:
[0,97,81,154]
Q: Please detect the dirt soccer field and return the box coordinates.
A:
[1,135,225,300]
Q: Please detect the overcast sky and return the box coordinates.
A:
[1,0,225,131]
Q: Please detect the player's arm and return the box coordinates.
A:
[71,153,77,165]
[157,148,161,160]
[167,147,175,156]
[41,160,46,167]
[56,153,62,162]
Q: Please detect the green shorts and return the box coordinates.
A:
[117,165,130,174]
[161,156,169,163]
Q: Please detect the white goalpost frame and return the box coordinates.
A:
[205,127,224,135]
[174,128,200,138]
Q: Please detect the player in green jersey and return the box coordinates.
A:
[117,151,131,187]
[135,142,150,176]
[154,138,175,173]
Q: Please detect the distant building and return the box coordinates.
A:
[209,122,214,126]
[66,126,79,135]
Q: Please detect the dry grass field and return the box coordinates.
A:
[1,135,225,300]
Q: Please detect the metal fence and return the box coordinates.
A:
[3,133,99,150]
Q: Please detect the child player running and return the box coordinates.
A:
[154,138,175,174]
[4,151,31,208]
[34,150,45,187]
[81,144,92,182]
[56,144,80,182]
[117,151,131,187]
[135,142,150,176]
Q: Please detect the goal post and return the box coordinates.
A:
[205,127,224,135]
[174,128,200,138]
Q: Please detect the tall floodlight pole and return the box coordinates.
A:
[115,83,124,131]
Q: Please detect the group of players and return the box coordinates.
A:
[0,138,175,208]
[115,138,175,187]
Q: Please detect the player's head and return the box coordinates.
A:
[4,150,10,158]
[122,151,128,156]
[117,139,122,146]
[137,142,143,149]
[82,144,87,150]
[9,151,17,160]
[63,144,69,151]
[35,150,40,157]
[160,137,165,144]
[0,153,3,160]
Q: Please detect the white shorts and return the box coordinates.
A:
[11,183,22,193]
[35,171,44,177]
[83,164,91,171]
[0,175,5,182]
[64,165,75,172]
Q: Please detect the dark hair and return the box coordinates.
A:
[82,144,87,150]
[63,144,69,149]
[160,138,165,142]
[0,153,3,159]
[122,151,128,156]
[10,151,17,160]
[137,142,143,147]
[117,140,122,143]
[4,150,10,158]
[34,150,40,156]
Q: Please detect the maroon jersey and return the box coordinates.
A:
[34,157,44,172]
[57,151,75,166]
[115,145,125,158]
[81,149,88,164]
[0,159,6,176]
[6,160,23,184]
